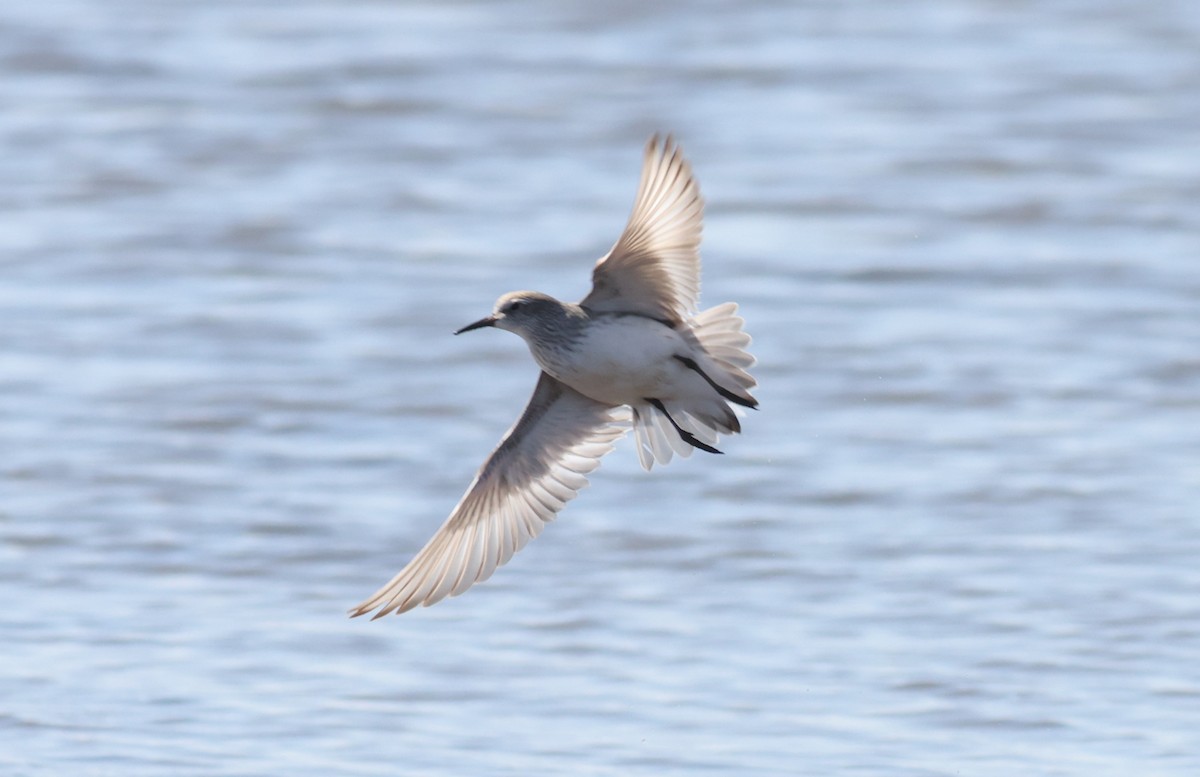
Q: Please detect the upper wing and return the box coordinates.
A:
[351,372,626,618]
[579,134,704,326]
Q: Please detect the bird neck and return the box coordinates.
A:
[521,302,590,372]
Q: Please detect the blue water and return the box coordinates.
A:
[2,1,1198,774]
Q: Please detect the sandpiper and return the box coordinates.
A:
[352,135,757,618]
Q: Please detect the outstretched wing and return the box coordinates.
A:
[580,134,704,326]
[351,373,626,618]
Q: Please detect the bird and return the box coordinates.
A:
[351,134,757,618]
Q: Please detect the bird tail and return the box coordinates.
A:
[631,401,719,471]
[631,303,757,471]
[690,302,757,403]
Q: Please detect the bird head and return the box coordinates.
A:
[454,291,565,337]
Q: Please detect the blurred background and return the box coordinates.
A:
[2,1,1198,774]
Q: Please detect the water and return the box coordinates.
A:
[2,1,1198,774]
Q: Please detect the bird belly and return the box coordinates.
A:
[538,317,685,407]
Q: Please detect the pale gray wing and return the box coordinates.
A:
[580,134,704,326]
[351,373,627,618]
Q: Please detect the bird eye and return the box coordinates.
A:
[506,301,523,313]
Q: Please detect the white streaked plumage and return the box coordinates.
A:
[352,134,756,618]
[581,136,704,325]
[350,373,627,618]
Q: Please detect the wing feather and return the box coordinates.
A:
[580,134,704,325]
[350,372,625,618]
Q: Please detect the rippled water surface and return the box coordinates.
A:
[3,1,1199,774]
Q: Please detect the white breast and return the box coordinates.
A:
[535,316,686,407]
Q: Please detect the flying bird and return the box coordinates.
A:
[352,135,757,618]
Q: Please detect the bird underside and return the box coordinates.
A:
[627,302,757,471]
